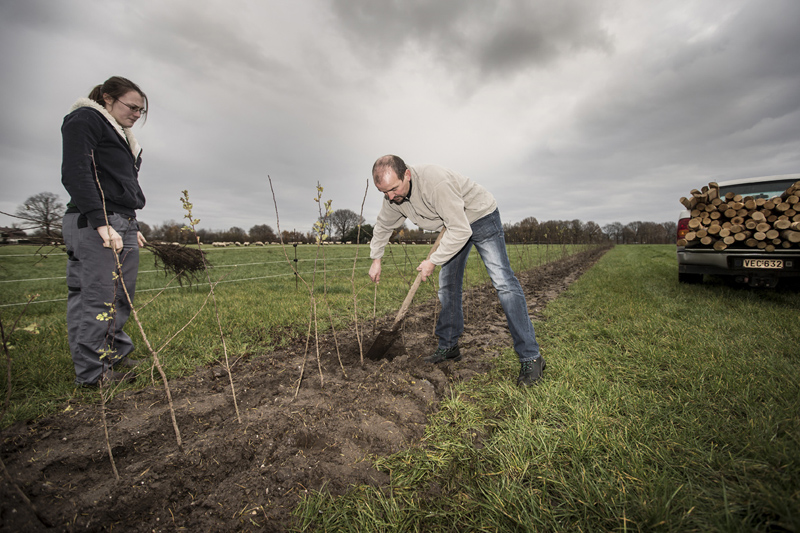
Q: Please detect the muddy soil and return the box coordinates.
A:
[1,247,609,532]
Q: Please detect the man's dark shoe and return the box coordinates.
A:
[425,345,462,364]
[115,356,141,368]
[517,357,546,387]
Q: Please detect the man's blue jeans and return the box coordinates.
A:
[436,209,541,363]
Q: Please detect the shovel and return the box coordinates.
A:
[365,228,446,361]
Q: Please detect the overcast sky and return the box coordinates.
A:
[2,0,799,236]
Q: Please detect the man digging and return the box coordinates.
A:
[368,155,546,387]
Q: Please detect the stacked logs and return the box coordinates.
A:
[679,181,800,251]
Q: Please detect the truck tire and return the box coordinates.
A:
[678,272,703,284]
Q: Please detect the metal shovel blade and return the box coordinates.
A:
[365,327,401,360]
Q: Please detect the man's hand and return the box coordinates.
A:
[416,259,436,282]
[97,225,123,253]
[137,231,147,248]
[369,258,382,283]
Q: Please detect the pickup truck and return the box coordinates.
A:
[677,173,800,287]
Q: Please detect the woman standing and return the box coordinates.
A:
[61,76,148,387]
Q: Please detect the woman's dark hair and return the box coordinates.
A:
[88,76,148,121]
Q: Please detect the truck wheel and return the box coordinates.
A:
[679,272,703,284]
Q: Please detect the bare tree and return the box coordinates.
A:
[15,192,65,238]
[222,226,247,242]
[328,209,363,242]
[603,222,624,244]
[623,221,643,244]
[249,224,276,242]
[137,221,153,240]
[505,216,539,243]
[150,220,185,243]
[661,221,677,243]
[281,229,307,244]
[583,221,603,243]
[343,223,373,244]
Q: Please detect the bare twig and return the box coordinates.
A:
[295,309,313,397]
[98,381,120,481]
[135,270,184,312]
[156,270,231,355]
[385,244,412,286]
[181,191,241,424]
[372,283,378,337]
[324,302,346,377]
[350,180,370,365]
[0,209,63,233]
[30,243,65,268]
[91,152,183,451]
[269,177,330,393]
[319,242,345,377]
[308,183,332,387]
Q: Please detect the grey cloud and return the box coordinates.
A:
[474,2,613,74]
[330,0,613,78]
[541,0,800,176]
[135,3,289,82]
[0,0,77,31]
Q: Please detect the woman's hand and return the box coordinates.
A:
[137,231,147,248]
[97,225,123,253]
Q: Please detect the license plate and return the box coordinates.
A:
[743,259,784,269]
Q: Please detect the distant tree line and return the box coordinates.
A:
[4,192,677,245]
[503,218,678,245]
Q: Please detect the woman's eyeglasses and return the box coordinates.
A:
[117,100,147,115]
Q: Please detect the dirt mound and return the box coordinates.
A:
[1,247,609,532]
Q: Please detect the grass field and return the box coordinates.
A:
[291,245,800,532]
[0,240,581,426]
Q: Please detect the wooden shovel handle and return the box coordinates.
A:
[391,228,446,328]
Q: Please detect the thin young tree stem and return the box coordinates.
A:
[156,272,230,354]
[269,176,329,391]
[181,191,241,424]
[350,181,369,365]
[372,283,378,337]
[98,382,120,481]
[91,152,183,451]
[269,176,320,393]
[295,308,313,398]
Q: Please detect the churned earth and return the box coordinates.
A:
[1,246,609,532]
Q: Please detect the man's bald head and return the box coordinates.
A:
[372,154,412,204]
[372,155,408,187]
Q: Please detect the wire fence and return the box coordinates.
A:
[0,242,561,308]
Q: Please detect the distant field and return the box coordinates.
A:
[0,241,584,426]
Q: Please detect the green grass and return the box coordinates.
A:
[0,241,584,426]
[291,245,800,532]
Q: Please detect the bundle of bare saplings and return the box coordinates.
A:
[679,181,800,251]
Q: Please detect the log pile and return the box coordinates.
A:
[679,181,800,251]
